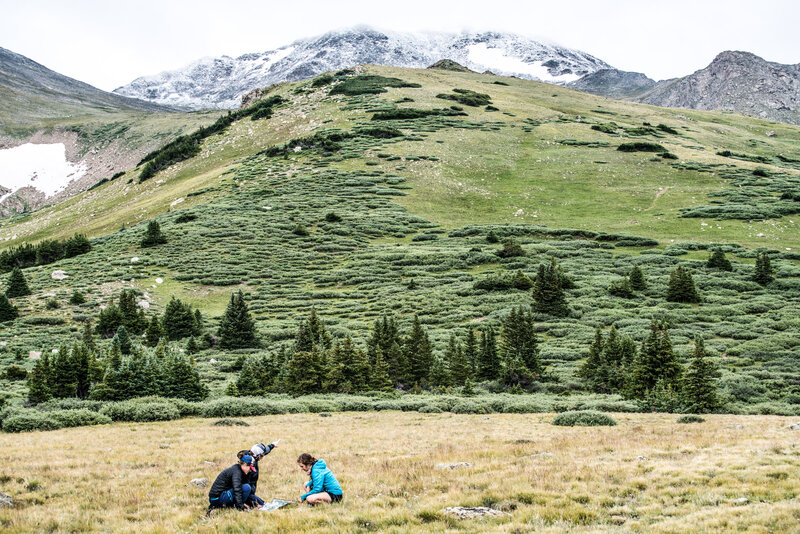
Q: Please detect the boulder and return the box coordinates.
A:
[0,492,12,507]
[788,423,800,431]
[189,478,208,487]
[435,462,473,470]
[442,507,509,519]
[51,270,68,280]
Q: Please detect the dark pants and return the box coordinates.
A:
[209,484,252,509]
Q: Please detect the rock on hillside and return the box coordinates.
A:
[113,26,611,110]
[567,68,657,99]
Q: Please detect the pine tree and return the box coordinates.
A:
[50,344,77,398]
[96,299,124,338]
[500,306,542,375]
[144,315,165,347]
[666,266,700,303]
[0,293,19,322]
[682,337,719,413]
[500,353,534,388]
[753,252,774,285]
[285,350,326,396]
[429,355,451,388]
[27,356,52,404]
[186,336,199,354]
[193,309,203,336]
[117,289,145,333]
[218,290,259,349]
[627,321,683,399]
[71,342,92,399]
[578,327,609,393]
[164,353,208,401]
[5,267,31,298]
[366,315,403,382]
[235,355,270,396]
[140,220,167,247]
[294,309,331,353]
[369,348,394,392]
[447,335,472,385]
[463,327,477,373]
[113,326,133,355]
[477,327,500,380]
[404,315,433,385]
[532,257,569,316]
[707,250,733,271]
[162,297,196,340]
[628,265,648,291]
[82,323,97,353]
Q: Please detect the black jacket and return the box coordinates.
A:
[247,443,275,495]
[208,464,247,509]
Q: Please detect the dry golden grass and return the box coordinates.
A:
[1,412,799,533]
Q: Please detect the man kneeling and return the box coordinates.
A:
[208,454,254,511]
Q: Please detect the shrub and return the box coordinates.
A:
[2,411,60,433]
[617,142,667,153]
[336,398,373,412]
[329,75,421,96]
[3,365,28,380]
[436,88,492,107]
[69,290,86,305]
[451,400,493,414]
[325,212,342,222]
[677,414,705,424]
[213,418,250,426]
[100,400,181,422]
[418,404,443,413]
[552,410,617,427]
[48,409,111,428]
[311,74,334,87]
[200,397,292,418]
[175,213,198,224]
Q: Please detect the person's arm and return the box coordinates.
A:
[300,465,324,501]
[232,468,244,509]
[264,443,276,455]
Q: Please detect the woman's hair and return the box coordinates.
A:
[237,449,251,460]
[297,453,317,467]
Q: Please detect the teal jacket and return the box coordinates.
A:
[300,459,342,500]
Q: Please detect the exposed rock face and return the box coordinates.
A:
[567,68,657,99]
[638,51,800,125]
[114,27,611,110]
[569,51,800,125]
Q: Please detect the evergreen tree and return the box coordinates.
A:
[285,350,326,396]
[81,323,97,353]
[96,300,124,338]
[578,327,609,393]
[500,354,534,388]
[50,344,77,398]
[186,336,199,354]
[118,289,147,334]
[608,278,635,298]
[369,348,394,392]
[235,355,270,396]
[477,327,500,380]
[164,353,208,401]
[532,257,569,316]
[707,250,733,271]
[193,309,203,336]
[628,265,648,291]
[294,309,331,353]
[429,355,451,388]
[366,315,403,382]
[162,297,196,340]
[682,337,719,413]
[463,327,478,373]
[5,267,31,298]
[71,342,92,399]
[64,234,91,258]
[0,293,18,322]
[627,321,683,399]
[27,356,52,404]
[447,335,472,385]
[666,266,700,303]
[500,306,542,375]
[218,290,259,349]
[91,342,123,400]
[144,315,165,347]
[113,326,133,355]
[753,252,774,285]
[404,315,433,385]
[140,220,167,247]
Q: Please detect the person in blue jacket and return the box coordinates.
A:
[297,453,343,504]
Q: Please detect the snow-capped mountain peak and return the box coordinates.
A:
[113,27,612,110]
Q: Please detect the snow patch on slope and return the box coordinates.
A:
[0,143,86,202]
[467,43,580,83]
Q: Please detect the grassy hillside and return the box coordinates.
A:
[0,65,799,410]
[1,412,798,532]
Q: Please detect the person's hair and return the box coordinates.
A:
[237,449,250,460]
[297,453,317,467]
[238,459,249,466]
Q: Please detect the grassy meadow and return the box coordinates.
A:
[1,412,799,533]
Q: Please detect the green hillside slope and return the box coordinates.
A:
[1,65,799,409]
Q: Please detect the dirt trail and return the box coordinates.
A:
[645,186,672,211]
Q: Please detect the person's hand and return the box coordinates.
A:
[297,497,303,503]
[271,441,278,448]
[243,503,250,510]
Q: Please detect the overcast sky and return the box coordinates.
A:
[1,0,797,91]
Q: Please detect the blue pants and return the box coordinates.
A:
[209,484,252,508]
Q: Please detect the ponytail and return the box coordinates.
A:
[297,453,317,467]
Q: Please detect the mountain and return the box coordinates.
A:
[566,68,657,99]
[113,27,612,109]
[0,46,170,115]
[0,46,218,215]
[638,51,800,125]
[569,51,800,125]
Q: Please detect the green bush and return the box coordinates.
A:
[200,397,294,418]
[329,75,421,96]
[2,411,60,433]
[418,404,443,413]
[552,410,617,427]
[48,409,111,428]
[213,418,250,426]
[451,400,493,414]
[677,414,705,424]
[617,142,667,153]
[100,400,181,422]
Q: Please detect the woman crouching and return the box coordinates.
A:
[297,453,343,505]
